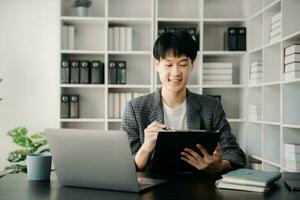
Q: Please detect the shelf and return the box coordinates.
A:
[108,17,152,25]
[107,84,151,89]
[248,46,263,54]
[248,84,263,88]
[61,16,105,25]
[61,84,105,88]
[107,51,151,55]
[61,50,105,54]
[282,30,300,42]
[202,85,244,88]
[282,167,299,172]
[108,119,122,122]
[282,78,300,84]
[249,155,263,162]
[228,118,244,123]
[203,18,246,24]
[60,118,106,122]
[263,159,280,168]
[248,120,263,124]
[263,121,280,126]
[263,81,281,86]
[202,51,246,56]
[157,18,200,22]
[282,124,300,129]
[263,40,281,49]
[248,9,264,21]
[264,0,281,11]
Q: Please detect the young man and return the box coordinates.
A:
[122,31,246,173]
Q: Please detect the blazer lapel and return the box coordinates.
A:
[148,88,164,124]
[186,90,202,129]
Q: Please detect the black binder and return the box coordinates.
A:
[61,60,70,84]
[108,61,117,84]
[90,61,104,84]
[61,95,69,118]
[117,61,126,84]
[227,27,238,51]
[79,61,90,84]
[158,27,167,36]
[237,27,246,51]
[70,95,79,118]
[167,27,177,33]
[70,61,80,84]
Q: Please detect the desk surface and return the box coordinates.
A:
[0,172,300,200]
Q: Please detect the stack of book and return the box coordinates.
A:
[108,26,133,51]
[249,61,262,85]
[108,92,147,119]
[62,25,75,50]
[269,12,282,43]
[285,143,300,171]
[203,62,233,85]
[249,162,262,170]
[283,44,300,81]
[108,61,127,84]
[248,105,262,121]
[216,168,281,192]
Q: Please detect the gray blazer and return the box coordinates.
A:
[121,88,246,169]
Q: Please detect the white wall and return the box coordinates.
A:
[0,0,60,171]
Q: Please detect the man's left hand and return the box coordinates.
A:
[181,144,231,174]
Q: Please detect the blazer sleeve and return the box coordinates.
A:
[212,101,246,168]
[121,101,141,157]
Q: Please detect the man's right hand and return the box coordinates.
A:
[142,121,166,152]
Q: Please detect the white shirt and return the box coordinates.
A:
[163,100,187,130]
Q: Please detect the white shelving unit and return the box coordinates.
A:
[246,0,300,172]
[59,0,300,171]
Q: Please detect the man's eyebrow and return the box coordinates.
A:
[179,58,189,62]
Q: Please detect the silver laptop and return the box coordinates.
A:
[45,128,165,193]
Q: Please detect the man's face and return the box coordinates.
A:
[155,54,193,93]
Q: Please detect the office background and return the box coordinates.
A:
[0,0,300,173]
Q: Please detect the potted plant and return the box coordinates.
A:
[74,0,92,17]
[4,127,49,174]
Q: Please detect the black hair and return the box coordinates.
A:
[153,31,197,63]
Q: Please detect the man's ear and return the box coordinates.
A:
[154,59,160,72]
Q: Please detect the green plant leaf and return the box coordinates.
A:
[7,127,34,148]
[7,149,33,163]
[5,164,27,174]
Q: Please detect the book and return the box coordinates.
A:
[227,27,237,51]
[158,27,167,37]
[62,25,68,50]
[126,27,132,51]
[271,20,281,31]
[117,61,126,84]
[203,69,232,75]
[203,80,232,85]
[216,179,270,192]
[67,26,75,50]
[285,44,300,56]
[108,27,114,50]
[222,168,281,187]
[285,54,300,65]
[250,61,262,67]
[113,26,120,51]
[108,93,114,118]
[250,72,262,79]
[270,33,281,43]
[120,93,127,118]
[285,152,300,162]
[70,95,79,118]
[90,61,104,84]
[187,27,197,41]
[285,143,300,154]
[120,27,126,51]
[79,61,90,84]
[203,62,232,69]
[203,74,232,81]
[271,12,281,24]
[126,92,133,103]
[250,163,262,170]
[250,65,262,73]
[108,61,117,84]
[284,62,300,72]
[270,26,282,38]
[283,71,300,81]
[113,93,120,119]
[70,61,80,84]
[61,60,70,83]
[61,95,69,118]
[237,27,246,51]
[285,159,300,171]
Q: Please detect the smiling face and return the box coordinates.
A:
[155,52,193,94]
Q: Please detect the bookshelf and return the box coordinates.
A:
[246,0,300,172]
[59,0,300,172]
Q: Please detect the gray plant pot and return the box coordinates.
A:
[77,6,88,17]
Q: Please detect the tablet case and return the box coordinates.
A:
[285,180,300,191]
[150,130,221,173]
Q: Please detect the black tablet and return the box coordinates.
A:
[150,130,221,173]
